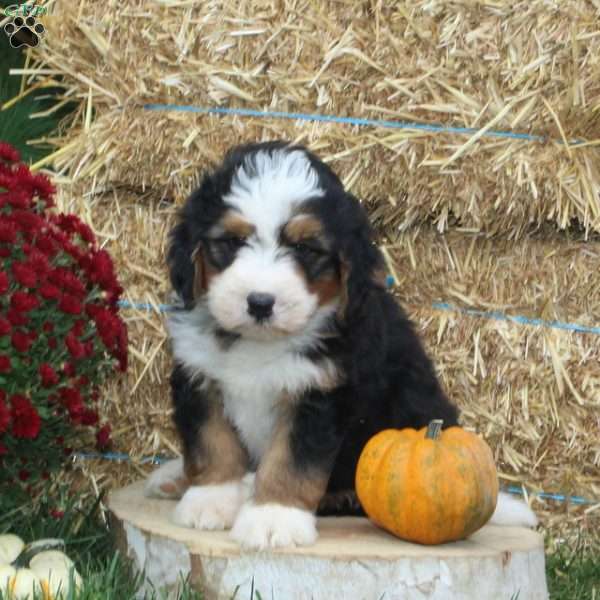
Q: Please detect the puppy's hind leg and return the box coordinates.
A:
[144,457,190,500]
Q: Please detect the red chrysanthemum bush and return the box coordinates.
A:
[0,142,127,489]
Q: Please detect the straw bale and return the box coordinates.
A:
[52,185,598,538]
[25,0,600,236]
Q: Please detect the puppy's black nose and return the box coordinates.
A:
[247,292,275,321]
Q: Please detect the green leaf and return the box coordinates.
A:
[0,2,77,164]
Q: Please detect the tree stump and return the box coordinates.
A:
[109,481,548,599]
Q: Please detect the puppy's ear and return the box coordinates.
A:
[336,199,386,324]
[191,245,209,299]
[168,224,212,309]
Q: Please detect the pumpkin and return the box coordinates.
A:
[0,535,81,600]
[356,419,499,545]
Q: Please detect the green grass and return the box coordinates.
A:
[546,535,600,600]
[0,486,201,599]
[1,486,598,599]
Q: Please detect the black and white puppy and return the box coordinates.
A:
[145,141,537,549]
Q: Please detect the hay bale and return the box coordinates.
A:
[28,0,600,236]
[54,185,598,538]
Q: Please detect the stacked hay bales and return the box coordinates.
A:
[22,0,600,534]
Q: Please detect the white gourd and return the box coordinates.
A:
[0,535,25,566]
[30,550,82,599]
[0,564,16,593]
[10,568,42,599]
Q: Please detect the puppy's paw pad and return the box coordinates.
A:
[231,502,317,550]
[145,458,188,499]
[172,481,245,531]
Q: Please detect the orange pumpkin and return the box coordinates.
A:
[355,419,499,545]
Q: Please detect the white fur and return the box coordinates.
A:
[172,480,251,530]
[168,306,338,461]
[207,149,327,339]
[144,458,187,500]
[225,148,323,240]
[490,492,538,528]
[207,247,320,338]
[231,501,318,549]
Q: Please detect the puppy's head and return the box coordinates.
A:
[169,141,383,341]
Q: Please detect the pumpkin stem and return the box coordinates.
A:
[425,419,444,440]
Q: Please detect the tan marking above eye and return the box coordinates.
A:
[212,210,255,239]
[284,214,324,243]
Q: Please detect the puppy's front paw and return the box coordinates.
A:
[144,458,189,499]
[230,502,317,550]
[172,481,247,530]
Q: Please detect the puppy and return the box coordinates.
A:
[146,141,537,549]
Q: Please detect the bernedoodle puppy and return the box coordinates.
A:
[145,141,537,550]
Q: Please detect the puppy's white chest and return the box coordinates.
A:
[222,383,279,463]
[168,309,337,461]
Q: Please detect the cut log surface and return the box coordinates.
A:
[109,481,548,600]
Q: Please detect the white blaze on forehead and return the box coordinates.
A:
[224,148,324,240]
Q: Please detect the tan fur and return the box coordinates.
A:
[284,214,323,242]
[337,256,351,319]
[254,412,328,511]
[308,273,342,306]
[192,246,208,297]
[219,210,255,238]
[184,384,249,486]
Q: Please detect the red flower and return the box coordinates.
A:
[0,271,8,295]
[0,317,10,336]
[35,235,57,257]
[72,320,86,337]
[10,210,43,233]
[39,283,61,300]
[18,470,30,482]
[0,394,10,433]
[0,142,20,162]
[65,331,86,360]
[7,308,29,327]
[58,294,83,315]
[12,262,37,288]
[0,356,11,374]
[89,249,118,291]
[0,442,7,457]
[10,395,41,439]
[96,424,111,449]
[30,173,55,203]
[61,387,84,422]
[81,409,99,426]
[11,291,40,312]
[50,509,64,519]
[48,337,58,350]
[0,221,17,244]
[6,189,32,210]
[12,330,33,353]
[26,250,49,274]
[42,322,54,333]
[39,363,59,387]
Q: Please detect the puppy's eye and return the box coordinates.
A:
[214,236,246,251]
[293,241,324,257]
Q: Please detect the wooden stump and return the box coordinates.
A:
[109,481,548,600]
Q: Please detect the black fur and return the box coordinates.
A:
[167,141,459,515]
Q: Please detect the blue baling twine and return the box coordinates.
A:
[142,103,582,145]
[73,451,596,506]
[112,105,594,507]
[117,294,600,337]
